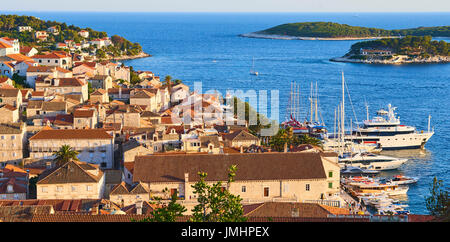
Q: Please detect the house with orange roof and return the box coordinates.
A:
[47,26,59,35]
[0,61,15,77]
[0,88,22,108]
[109,181,149,207]
[0,104,19,123]
[72,62,98,77]
[20,46,38,57]
[26,65,73,87]
[34,31,48,41]
[0,37,20,56]
[0,77,13,86]
[35,76,88,102]
[78,30,89,38]
[73,107,98,129]
[36,160,105,200]
[31,51,72,69]
[90,88,109,104]
[0,123,26,167]
[0,164,29,200]
[29,129,115,169]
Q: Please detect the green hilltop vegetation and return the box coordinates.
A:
[347,36,449,59]
[0,14,143,56]
[257,22,450,38]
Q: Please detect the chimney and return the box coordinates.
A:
[136,200,143,215]
[240,146,244,153]
[184,172,189,183]
[284,143,288,153]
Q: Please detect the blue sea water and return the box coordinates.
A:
[5,11,450,214]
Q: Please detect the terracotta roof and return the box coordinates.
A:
[0,77,11,83]
[91,89,107,95]
[0,104,17,111]
[37,160,103,185]
[133,152,327,183]
[0,205,54,222]
[42,101,66,111]
[243,202,349,218]
[0,42,12,49]
[54,114,73,126]
[27,66,55,73]
[0,88,20,98]
[0,123,23,135]
[29,129,113,140]
[32,51,70,59]
[58,78,85,87]
[73,109,95,118]
[27,100,44,109]
[222,129,259,142]
[124,162,134,174]
[6,53,32,62]
[31,214,151,222]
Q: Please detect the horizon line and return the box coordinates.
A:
[2,10,450,13]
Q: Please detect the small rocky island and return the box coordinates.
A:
[240,22,450,40]
[330,35,449,64]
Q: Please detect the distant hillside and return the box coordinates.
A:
[243,22,450,39]
[0,14,143,56]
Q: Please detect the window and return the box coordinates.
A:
[328,182,333,189]
[170,188,177,196]
[41,186,48,193]
[263,187,269,197]
[283,184,289,193]
[56,186,63,192]
[306,184,310,191]
[11,135,15,140]
[328,171,333,178]
[71,186,77,192]
[86,185,92,191]
[241,186,246,193]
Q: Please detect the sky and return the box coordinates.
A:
[1,0,450,12]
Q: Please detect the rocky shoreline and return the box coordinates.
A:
[239,32,397,41]
[108,52,152,61]
[330,55,450,64]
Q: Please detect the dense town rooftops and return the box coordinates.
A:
[29,128,113,140]
[133,152,327,183]
[0,123,23,134]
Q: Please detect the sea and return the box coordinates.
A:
[5,11,450,214]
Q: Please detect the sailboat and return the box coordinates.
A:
[329,72,407,170]
[250,57,258,76]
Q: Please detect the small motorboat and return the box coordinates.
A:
[389,175,418,185]
[341,166,380,177]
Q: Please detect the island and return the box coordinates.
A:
[239,22,450,40]
[0,14,150,61]
[330,35,449,64]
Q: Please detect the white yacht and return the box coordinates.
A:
[347,104,434,150]
[338,152,407,171]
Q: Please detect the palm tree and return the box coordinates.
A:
[53,145,79,167]
[298,134,323,148]
[164,75,173,93]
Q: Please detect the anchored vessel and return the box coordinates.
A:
[349,104,434,150]
[338,152,407,171]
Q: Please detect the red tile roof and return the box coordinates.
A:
[29,129,113,140]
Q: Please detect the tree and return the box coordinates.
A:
[53,145,79,167]
[164,75,172,88]
[298,134,323,148]
[269,127,300,151]
[190,165,247,222]
[136,189,187,222]
[425,176,449,221]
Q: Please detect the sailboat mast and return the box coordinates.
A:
[341,72,345,149]
[315,82,319,124]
